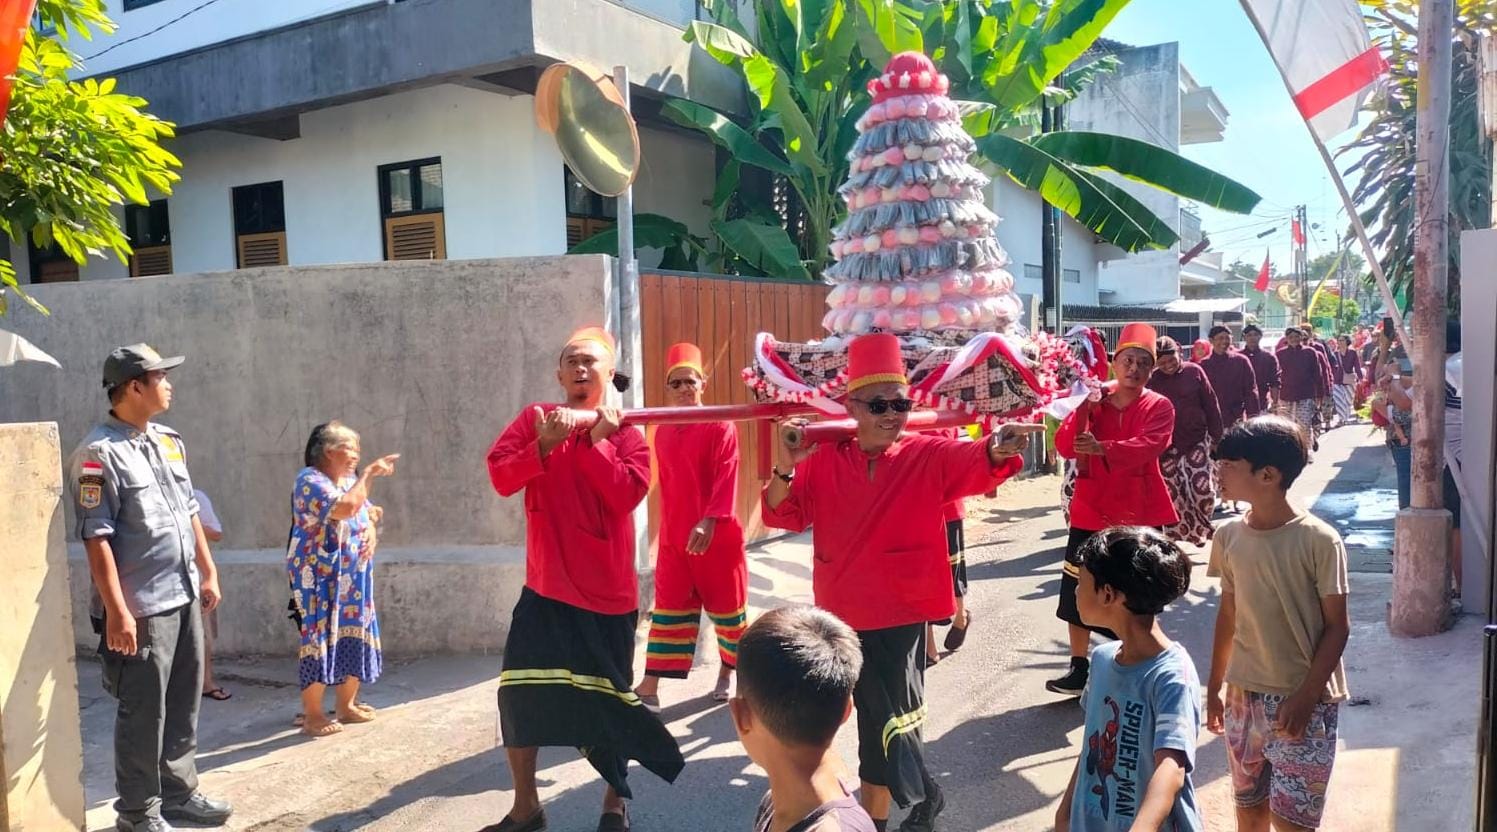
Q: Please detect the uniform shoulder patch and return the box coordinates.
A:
[79,482,102,508]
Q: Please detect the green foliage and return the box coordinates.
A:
[0,0,182,316]
[567,214,711,271]
[1342,0,1492,313]
[1309,291,1360,332]
[596,0,1258,279]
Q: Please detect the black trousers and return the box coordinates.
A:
[99,602,204,821]
[853,623,933,809]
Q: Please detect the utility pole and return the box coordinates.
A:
[1294,205,1308,323]
[1040,100,1064,333]
[1390,0,1453,637]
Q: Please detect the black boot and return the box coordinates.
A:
[1045,656,1089,696]
[898,782,946,832]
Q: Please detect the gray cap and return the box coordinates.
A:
[102,343,184,388]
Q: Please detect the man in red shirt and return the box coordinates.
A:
[636,342,747,710]
[1052,323,1178,696]
[763,333,1031,832]
[484,327,683,832]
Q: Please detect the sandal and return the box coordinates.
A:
[292,710,335,728]
[301,719,343,738]
[710,677,733,703]
[943,611,972,652]
[336,707,376,724]
[201,687,233,701]
[637,693,661,714]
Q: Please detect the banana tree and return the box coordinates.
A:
[573,0,1261,279]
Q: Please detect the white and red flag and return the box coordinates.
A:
[1254,251,1272,292]
[1240,0,1390,141]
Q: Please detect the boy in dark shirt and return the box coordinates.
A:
[732,606,877,832]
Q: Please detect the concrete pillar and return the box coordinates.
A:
[0,422,86,831]
[1390,507,1454,636]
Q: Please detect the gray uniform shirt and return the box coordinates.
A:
[69,414,202,619]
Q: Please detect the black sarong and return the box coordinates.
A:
[498,588,685,797]
[853,623,933,808]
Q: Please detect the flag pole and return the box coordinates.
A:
[1236,0,1414,353]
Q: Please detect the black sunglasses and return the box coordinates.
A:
[852,397,915,415]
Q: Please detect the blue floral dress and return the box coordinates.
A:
[288,467,382,689]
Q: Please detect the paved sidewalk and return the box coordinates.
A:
[76,422,1479,830]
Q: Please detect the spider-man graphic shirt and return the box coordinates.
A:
[1069,641,1204,831]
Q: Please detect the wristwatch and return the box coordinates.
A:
[771,466,795,484]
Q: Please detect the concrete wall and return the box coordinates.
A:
[1069,43,1185,306]
[635,126,717,244]
[0,256,622,654]
[1460,230,1494,615]
[88,0,703,77]
[0,423,87,831]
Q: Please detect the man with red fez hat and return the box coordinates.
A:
[484,326,683,832]
[764,333,1033,832]
[1275,326,1329,455]
[1051,323,1178,696]
[635,342,747,711]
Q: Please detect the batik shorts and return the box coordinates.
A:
[1225,685,1340,829]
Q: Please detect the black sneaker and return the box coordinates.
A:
[161,793,232,825]
[1045,661,1088,697]
[898,784,946,832]
[116,818,175,832]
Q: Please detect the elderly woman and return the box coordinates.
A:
[289,421,399,737]
[1051,323,1178,696]
[1146,336,1224,543]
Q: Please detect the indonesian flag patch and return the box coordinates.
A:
[78,460,104,508]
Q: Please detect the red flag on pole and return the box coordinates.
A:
[1291,217,1305,246]
[1254,251,1272,292]
[0,1,36,130]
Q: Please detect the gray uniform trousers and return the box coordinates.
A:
[99,601,204,821]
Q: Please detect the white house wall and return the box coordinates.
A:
[991,177,1101,309]
[1067,42,1184,306]
[19,84,715,281]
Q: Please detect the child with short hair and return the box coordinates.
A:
[731,606,876,832]
[1207,416,1350,832]
[1056,526,1202,832]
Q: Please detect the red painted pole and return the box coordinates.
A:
[562,402,825,429]
[783,409,978,449]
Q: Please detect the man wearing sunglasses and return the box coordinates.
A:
[762,333,1033,832]
[636,342,747,711]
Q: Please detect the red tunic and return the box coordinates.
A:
[486,403,651,615]
[1055,389,1179,531]
[762,435,1021,630]
[654,421,744,552]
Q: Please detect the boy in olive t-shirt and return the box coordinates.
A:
[1206,416,1350,831]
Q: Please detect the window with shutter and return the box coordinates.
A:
[378,158,445,261]
[130,245,173,277]
[565,167,617,251]
[233,182,288,267]
[384,214,447,260]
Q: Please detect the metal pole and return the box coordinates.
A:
[612,64,648,573]
[1040,105,1057,332]
[1390,0,1453,637]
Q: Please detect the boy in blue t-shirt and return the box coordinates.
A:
[1056,527,1202,832]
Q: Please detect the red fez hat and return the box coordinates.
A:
[564,326,616,357]
[846,334,908,393]
[1114,323,1157,359]
[665,342,704,377]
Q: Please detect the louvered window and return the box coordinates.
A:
[233,181,288,267]
[379,158,446,261]
[126,199,171,277]
[564,166,615,251]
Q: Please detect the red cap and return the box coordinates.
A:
[846,334,908,393]
[867,51,950,103]
[564,326,616,357]
[1115,323,1158,359]
[665,342,703,377]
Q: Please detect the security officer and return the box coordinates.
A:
[69,344,233,832]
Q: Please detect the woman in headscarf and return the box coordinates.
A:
[1146,336,1225,542]
[288,421,399,737]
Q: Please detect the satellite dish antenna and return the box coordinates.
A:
[535,62,641,197]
